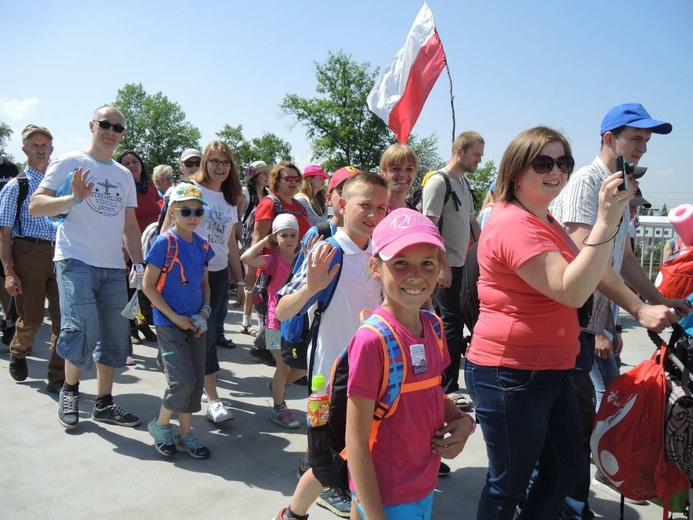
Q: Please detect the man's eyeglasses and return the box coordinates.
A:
[183,160,201,168]
[209,158,232,168]
[174,207,205,218]
[92,120,126,133]
[530,155,575,174]
[281,175,301,183]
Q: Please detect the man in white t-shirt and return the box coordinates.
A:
[30,106,144,430]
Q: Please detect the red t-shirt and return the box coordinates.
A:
[467,202,580,370]
[347,307,450,506]
[135,182,162,231]
[254,195,311,241]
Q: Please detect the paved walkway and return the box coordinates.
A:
[0,305,683,519]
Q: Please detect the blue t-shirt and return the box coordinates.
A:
[145,230,215,327]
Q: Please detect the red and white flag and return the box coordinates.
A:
[367,3,447,143]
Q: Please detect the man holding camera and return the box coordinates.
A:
[550,103,690,516]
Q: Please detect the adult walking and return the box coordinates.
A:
[465,126,629,519]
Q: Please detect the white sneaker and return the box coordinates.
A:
[201,392,232,408]
[206,399,236,423]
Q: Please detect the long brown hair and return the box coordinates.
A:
[193,140,243,206]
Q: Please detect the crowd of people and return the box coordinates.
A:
[0,101,690,520]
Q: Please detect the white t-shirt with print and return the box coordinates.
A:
[40,151,137,269]
[194,183,238,273]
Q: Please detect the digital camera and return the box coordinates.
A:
[615,155,634,192]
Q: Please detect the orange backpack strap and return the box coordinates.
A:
[156,230,187,294]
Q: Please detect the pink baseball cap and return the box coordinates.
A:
[372,208,445,261]
[303,164,329,179]
[327,166,361,194]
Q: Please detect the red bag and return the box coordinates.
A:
[590,341,689,518]
[655,246,693,300]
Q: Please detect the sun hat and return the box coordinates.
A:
[303,164,329,179]
[372,208,445,261]
[180,148,202,162]
[272,213,299,234]
[327,166,361,194]
[600,103,672,136]
[169,183,206,205]
[244,160,272,180]
[21,124,53,141]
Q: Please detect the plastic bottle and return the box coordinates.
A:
[307,374,330,427]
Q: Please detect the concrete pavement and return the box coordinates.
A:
[0,305,684,519]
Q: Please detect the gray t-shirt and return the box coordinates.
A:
[422,171,474,267]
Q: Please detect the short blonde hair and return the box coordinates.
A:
[152,164,173,182]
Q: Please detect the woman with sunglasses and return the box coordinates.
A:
[190,140,244,424]
[117,150,161,347]
[464,126,630,520]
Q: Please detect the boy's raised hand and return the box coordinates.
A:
[305,241,340,294]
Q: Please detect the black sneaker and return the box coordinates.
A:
[92,402,141,427]
[9,355,28,381]
[439,461,451,477]
[216,336,236,349]
[58,387,80,429]
[316,488,351,518]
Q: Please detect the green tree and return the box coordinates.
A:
[112,83,201,169]
[0,121,13,159]
[407,133,443,184]
[465,160,497,212]
[216,124,292,172]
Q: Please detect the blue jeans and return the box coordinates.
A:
[465,360,581,520]
[589,355,619,410]
[55,259,129,371]
[205,268,228,375]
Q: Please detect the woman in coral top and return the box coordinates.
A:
[464,126,630,520]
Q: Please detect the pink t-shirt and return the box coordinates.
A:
[467,202,581,370]
[347,307,450,506]
[261,253,292,330]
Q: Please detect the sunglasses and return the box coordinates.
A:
[174,207,205,218]
[92,120,125,133]
[530,155,575,174]
[209,158,232,168]
[183,160,201,168]
[281,175,301,183]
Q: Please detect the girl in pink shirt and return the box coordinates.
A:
[241,213,306,429]
[346,208,475,520]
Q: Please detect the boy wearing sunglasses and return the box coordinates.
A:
[30,105,144,430]
[142,183,214,458]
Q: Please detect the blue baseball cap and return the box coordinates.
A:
[600,103,672,136]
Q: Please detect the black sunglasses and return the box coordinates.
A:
[183,160,201,168]
[530,155,575,174]
[92,120,125,133]
[174,207,205,218]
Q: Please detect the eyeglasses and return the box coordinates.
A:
[281,175,301,183]
[183,160,201,168]
[92,120,126,133]
[530,155,575,174]
[174,207,205,218]
[209,158,232,168]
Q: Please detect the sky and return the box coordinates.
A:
[2,0,691,209]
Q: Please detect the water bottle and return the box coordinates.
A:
[307,374,330,427]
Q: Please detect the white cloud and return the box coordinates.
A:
[0,97,40,120]
[653,168,674,177]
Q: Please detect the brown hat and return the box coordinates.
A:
[21,124,53,141]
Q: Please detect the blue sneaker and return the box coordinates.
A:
[175,432,211,459]
[316,487,351,518]
[147,419,176,457]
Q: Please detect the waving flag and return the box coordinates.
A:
[367,3,447,143]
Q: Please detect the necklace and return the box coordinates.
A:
[513,198,552,223]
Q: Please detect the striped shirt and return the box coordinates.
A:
[0,166,56,241]
[550,156,627,336]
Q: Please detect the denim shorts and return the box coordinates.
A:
[55,259,129,371]
[353,491,433,520]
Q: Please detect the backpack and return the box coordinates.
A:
[655,245,693,300]
[251,253,277,317]
[280,234,341,372]
[155,230,210,295]
[460,242,480,336]
[590,336,689,519]
[405,171,460,233]
[308,310,446,489]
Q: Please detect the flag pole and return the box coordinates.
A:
[440,35,455,144]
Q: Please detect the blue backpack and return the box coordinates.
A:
[280,235,342,375]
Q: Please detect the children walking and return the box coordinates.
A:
[241,213,306,429]
[347,208,475,519]
[142,184,214,459]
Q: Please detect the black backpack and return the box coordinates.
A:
[406,171,466,234]
[460,242,481,336]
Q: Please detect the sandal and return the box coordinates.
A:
[240,324,258,337]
